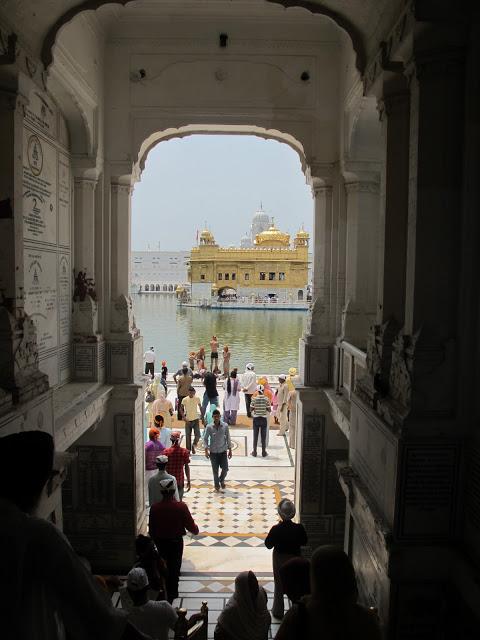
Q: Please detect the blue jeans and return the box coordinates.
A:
[202,393,219,415]
[253,416,267,453]
[209,451,229,488]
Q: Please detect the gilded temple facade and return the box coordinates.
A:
[189,226,310,301]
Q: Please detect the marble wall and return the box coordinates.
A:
[22,81,72,388]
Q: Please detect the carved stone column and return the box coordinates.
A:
[377,45,466,428]
[295,386,348,551]
[357,80,409,408]
[72,174,105,382]
[342,178,380,350]
[106,178,142,384]
[299,176,338,387]
[346,29,469,638]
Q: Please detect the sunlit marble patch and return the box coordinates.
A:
[183,479,294,546]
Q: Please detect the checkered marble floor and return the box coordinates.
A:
[182,479,295,547]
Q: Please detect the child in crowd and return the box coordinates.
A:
[161,360,168,384]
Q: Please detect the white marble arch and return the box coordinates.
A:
[134,124,310,184]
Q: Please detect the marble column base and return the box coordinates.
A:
[295,387,348,553]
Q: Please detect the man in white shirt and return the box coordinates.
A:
[148,455,179,506]
[144,346,156,379]
[125,567,178,640]
[241,362,257,418]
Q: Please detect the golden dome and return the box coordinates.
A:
[296,228,309,239]
[255,223,290,247]
[175,285,185,292]
[199,229,216,245]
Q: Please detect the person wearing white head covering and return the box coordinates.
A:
[241,363,257,418]
[125,567,178,640]
[151,386,174,428]
[148,455,179,506]
[276,375,289,436]
[265,499,308,619]
[214,571,270,640]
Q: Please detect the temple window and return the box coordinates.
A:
[259,272,266,280]
[201,274,205,280]
[269,272,276,280]
[279,272,286,281]
[232,273,236,280]
[244,273,250,281]
[225,273,229,280]
[218,273,223,280]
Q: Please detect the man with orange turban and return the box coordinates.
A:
[144,426,165,504]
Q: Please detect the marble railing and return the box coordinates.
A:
[338,340,366,399]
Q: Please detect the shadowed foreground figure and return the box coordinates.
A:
[0,431,148,640]
[278,557,310,604]
[214,571,270,640]
[275,545,381,640]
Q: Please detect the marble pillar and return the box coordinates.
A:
[300,179,337,387]
[72,174,105,382]
[345,33,469,637]
[357,79,409,408]
[342,177,380,350]
[107,177,142,384]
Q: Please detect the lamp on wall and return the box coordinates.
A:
[130,68,146,82]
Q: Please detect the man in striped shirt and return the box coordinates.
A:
[250,384,271,458]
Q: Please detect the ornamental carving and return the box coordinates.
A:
[110,294,139,337]
[389,331,417,410]
[73,269,97,302]
[366,318,402,396]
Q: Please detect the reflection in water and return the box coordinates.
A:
[133,294,306,374]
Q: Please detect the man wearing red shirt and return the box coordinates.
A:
[163,430,191,499]
[149,478,199,602]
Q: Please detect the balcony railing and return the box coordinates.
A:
[338,340,367,399]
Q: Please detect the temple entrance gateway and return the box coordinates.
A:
[2,0,478,636]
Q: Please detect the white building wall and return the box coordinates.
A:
[235,286,307,301]
[191,282,213,299]
[131,251,189,291]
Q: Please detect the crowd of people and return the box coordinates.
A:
[0,430,381,640]
[144,336,300,455]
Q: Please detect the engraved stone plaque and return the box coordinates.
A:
[398,443,459,538]
[24,249,58,353]
[77,446,112,509]
[73,345,95,378]
[58,253,71,345]
[23,129,57,245]
[301,413,325,514]
[107,342,132,382]
[24,88,58,138]
[58,155,71,247]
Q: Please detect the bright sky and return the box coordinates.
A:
[131,135,313,251]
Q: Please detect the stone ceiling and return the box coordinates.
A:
[0,0,403,72]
